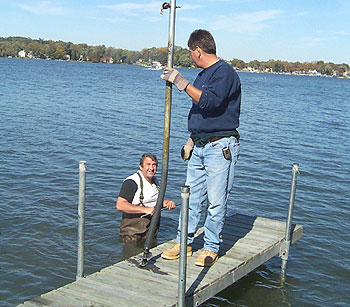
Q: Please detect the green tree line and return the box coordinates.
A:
[1,36,349,77]
[0,36,192,66]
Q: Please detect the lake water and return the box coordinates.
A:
[0,57,349,306]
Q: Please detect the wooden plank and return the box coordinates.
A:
[89,267,177,300]
[102,265,179,288]
[36,290,87,307]
[32,297,59,306]
[232,214,288,229]
[225,222,302,244]
[59,279,143,306]
[58,287,131,306]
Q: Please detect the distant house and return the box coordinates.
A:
[18,50,26,58]
[101,56,114,64]
[308,69,321,76]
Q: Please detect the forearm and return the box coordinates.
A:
[185,83,202,103]
[116,197,152,215]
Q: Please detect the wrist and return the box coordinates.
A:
[174,74,189,91]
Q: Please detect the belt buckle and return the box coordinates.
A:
[197,139,207,146]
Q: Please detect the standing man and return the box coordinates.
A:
[160,29,241,266]
[116,153,175,242]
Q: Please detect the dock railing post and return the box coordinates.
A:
[280,163,299,279]
[77,161,86,280]
[178,186,190,307]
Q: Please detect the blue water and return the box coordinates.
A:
[0,57,349,306]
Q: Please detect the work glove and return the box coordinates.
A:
[161,67,190,91]
[181,137,194,161]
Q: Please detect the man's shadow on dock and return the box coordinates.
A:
[186,213,255,301]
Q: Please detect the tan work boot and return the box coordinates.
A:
[195,250,218,267]
[161,243,192,260]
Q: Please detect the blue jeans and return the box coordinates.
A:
[176,136,240,253]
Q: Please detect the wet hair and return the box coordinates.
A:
[187,29,216,55]
[140,153,158,167]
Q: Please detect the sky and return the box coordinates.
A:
[1,0,350,64]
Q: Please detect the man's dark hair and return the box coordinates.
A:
[140,153,158,167]
[187,29,216,55]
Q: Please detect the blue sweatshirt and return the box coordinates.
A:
[188,60,241,139]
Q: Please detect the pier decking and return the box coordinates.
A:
[18,213,303,307]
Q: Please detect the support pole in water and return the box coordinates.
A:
[141,0,177,266]
[77,161,86,280]
[280,163,299,279]
[178,186,190,307]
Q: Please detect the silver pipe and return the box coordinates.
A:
[178,186,190,307]
[167,0,176,67]
[76,160,86,280]
[281,163,299,277]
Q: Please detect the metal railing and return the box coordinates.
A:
[178,186,190,307]
[280,163,300,280]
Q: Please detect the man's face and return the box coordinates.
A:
[139,157,157,182]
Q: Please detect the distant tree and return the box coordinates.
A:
[88,50,100,63]
[177,53,191,67]
[27,41,41,56]
[119,49,128,63]
[55,45,66,59]
[230,58,246,69]
[0,41,15,56]
[324,64,333,75]
[155,47,168,65]
[70,44,80,61]
[248,60,260,69]
[47,42,57,59]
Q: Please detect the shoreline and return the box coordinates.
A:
[3,56,350,79]
[235,68,350,79]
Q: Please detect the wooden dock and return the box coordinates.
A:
[18,213,303,307]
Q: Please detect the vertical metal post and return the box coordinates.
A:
[178,186,190,307]
[281,163,299,278]
[77,161,86,280]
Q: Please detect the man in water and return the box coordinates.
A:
[116,153,176,242]
[160,29,241,266]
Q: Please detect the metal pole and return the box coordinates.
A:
[141,0,177,266]
[77,161,86,280]
[178,186,190,307]
[280,163,299,278]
